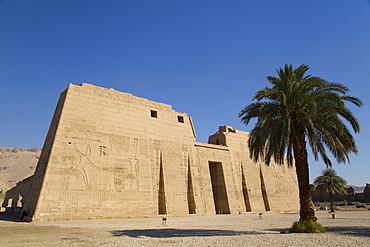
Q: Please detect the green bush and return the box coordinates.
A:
[289,220,326,233]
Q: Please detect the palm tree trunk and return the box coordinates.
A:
[293,127,317,222]
[329,191,334,212]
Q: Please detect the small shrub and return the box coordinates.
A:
[289,220,326,233]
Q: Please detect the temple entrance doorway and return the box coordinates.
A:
[208,161,230,214]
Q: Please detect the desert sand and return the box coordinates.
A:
[0,210,369,246]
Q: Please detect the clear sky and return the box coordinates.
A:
[1,0,369,186]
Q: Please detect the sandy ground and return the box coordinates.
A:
[0,210,369,246]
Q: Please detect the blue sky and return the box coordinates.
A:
[1,0,369,186]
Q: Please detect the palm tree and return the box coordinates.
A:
[239,64,362,222]
[314,169,347,212]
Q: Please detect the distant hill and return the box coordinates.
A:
[0,147,41,192]
[349,185,366,193]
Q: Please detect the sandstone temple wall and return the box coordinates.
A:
[24,83,299,221]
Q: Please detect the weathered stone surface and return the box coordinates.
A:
[22,83,299,221]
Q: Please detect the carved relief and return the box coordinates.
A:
[111,136,147,192]
[270,164,297,194]
[99,146,108,156]
[61,129,110,191]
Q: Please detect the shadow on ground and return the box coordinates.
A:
[265,225,370,237]
[0,212,23,223]
[324,226,370,237]
[110,228,257,238]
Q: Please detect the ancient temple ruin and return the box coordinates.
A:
[22,83,299,221]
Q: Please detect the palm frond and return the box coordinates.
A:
[239,63,362,167]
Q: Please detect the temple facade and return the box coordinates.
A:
[23,83,299,221]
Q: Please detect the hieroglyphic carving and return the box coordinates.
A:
[113,160,125,192]
[229,159,239,200]
[269,164,296,194]
[61,128,149,193]
[99,146,108,156]
[122,138,140,190]
[111,137,142,191]
[61,129,111,191]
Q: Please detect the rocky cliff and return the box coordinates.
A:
[0,147,41,192]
